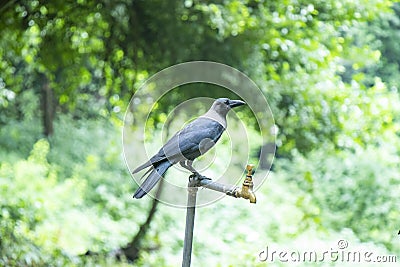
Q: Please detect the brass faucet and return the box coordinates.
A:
[190,164,257,204]
[228,164,256,203]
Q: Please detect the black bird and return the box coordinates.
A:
[132,98,246,198]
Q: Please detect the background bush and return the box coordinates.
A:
[1,0,399,266]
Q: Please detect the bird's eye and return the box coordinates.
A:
[224,100,229,105]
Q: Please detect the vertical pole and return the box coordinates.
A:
[182,183,198,267]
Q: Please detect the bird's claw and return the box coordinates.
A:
[193,172,211,180]
[199,175,211,181]
[189,172,211,184]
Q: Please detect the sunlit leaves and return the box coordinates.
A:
[278,144,400,252]
[0,0,399,265]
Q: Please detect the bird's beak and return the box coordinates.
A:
[229,100,246,108]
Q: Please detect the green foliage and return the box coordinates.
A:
[1,0,400,266]
[0,139,74,265]
[276,143,400,254]
[356,2,400,89]
[1,114,399,265]
[0,117,143,265]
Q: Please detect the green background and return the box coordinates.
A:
[0,0,399,266]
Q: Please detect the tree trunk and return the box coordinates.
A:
[41,75,55,137]
[119,179,164,262]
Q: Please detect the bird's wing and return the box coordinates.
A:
[132,118,224,174]
[158,117,224,161]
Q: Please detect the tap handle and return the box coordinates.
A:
[246,164,255,177]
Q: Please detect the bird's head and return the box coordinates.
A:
[211,98,246,116]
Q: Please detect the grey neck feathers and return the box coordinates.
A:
[201,109,227,128]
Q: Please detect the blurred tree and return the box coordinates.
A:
[1,0,400,265]
[355,2,400,90]
[0,0,395,152]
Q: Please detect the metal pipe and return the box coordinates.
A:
[198,179,237,193]
[190,164,257,203]
[182,179,198,267]
[181,164,256,266]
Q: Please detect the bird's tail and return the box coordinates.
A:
[133,161,172,199]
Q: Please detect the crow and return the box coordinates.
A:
[132,98,246,198]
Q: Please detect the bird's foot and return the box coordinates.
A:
[197,174,211,181]
[189,172,200,181]
[189,172,211,183]
[192,171,211,180]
